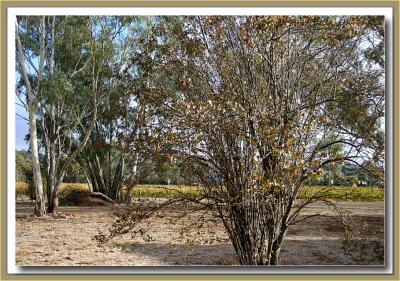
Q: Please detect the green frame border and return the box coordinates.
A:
[1,1,398,280]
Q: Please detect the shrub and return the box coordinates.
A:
[16,182,32,197]
[58,183,90,205]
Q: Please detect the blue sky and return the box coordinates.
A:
[15,104,29,151]
[14,50,36,151]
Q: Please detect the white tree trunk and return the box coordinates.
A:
[28,107,46,216]
[16,19,46,216]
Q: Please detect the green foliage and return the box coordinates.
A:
[41,70,74,104]
[15,152,35,198]
[15,151,33,183]
[62,159,86,183]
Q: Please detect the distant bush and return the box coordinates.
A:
[16,182,32,197]
[58,183,90,205]
[16,182,89,205]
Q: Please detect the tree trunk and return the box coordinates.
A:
[46,16,57,214]
[89,192,114,203]
[233,226,286,265]
[112,157,124,202]
[47,188,59,214]
[28,110,46,216]
[16,18,46,217]
[46,144,56,213]
[84,171,93,192]
[94,155,107,193]
[49,95,98,214]
[86,160,99,192]
[221,195,289,266]
[123,153,138,204]
[125,185,133,205]
[234,240,281,265]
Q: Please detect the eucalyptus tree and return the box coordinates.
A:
[97,15,385,265]
[16,16,50,215]
[35,16,140,213]
[78,16,154,202]
[17,16,116,214]
[36,16,94,213]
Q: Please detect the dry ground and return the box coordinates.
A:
[15,198,384,266]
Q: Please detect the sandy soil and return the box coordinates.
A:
[15,198,384,266]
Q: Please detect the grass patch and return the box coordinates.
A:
[16,183,384,202]
[131,185,202,198]
[298,185,384,201]
[132,185,383,201]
